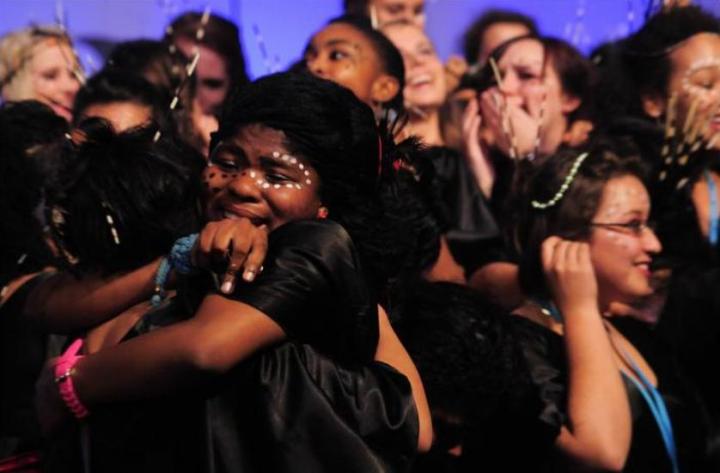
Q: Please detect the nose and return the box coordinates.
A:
[307,55,327,79]
[642,226,663,254]
[405,51,423,69]
[498,70,521,96]
[227,170,263,201]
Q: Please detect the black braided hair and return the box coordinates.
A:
[45,120,204,276]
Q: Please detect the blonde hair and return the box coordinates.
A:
[0,25,73,101]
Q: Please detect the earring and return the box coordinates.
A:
[317,206,329,219]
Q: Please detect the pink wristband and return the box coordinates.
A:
[53,338,89,419]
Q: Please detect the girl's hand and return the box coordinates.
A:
[479,89,539,158]
[461,98,495,199]
[193,219,269,294]
[541,237,598,316]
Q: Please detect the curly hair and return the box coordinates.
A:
[45,121,204,276]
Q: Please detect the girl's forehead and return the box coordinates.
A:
[499,39,544,66]
[598,176,649,211]
[672,33,720,72]
[313,23,371,50]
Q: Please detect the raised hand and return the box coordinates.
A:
[193,218,269,294]
[479,89,539,159]
[461,97,495,198]
[541,236,598,317]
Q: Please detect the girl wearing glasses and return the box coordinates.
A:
[510,138,708,472]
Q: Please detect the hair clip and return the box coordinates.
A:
[531,152,589,209]
[101,201,121,245]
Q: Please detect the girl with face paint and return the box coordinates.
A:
[34,73,432,471]
[303,15,405,119]
[511,138,710,472]
[600,9,720,464]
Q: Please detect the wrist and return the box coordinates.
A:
[53,339,89,419]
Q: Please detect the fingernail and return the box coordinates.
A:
[243,269,255,282]
[221,280,233,294]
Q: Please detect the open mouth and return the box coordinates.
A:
[407,73,433,87]
[633,261,652,277]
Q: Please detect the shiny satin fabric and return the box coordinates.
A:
[207,342,418,473]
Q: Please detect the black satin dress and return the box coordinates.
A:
[510,316,709,472]
[420,146,501,274]
[47,220,418,473]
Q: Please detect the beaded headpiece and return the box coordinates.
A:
[531,152,589,209]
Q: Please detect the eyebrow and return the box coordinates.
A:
[258,155,302,172]
[322,39,360,51]
[212,143,247,163]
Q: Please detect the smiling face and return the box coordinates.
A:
[28,38,80,121]
[204,124,322,232]
[588,175,662,306]
[383,23,445,112]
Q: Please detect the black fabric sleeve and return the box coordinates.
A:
[224,220,378,363]
[510,316,567,440]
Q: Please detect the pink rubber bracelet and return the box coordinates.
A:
[53,338,89,419]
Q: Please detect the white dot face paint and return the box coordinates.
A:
[681,57,720,97]
[205,126,322,233]
[245,149,315,193]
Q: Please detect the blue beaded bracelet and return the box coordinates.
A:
[151,234,199,306]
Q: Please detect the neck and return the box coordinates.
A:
[406,107,443,147]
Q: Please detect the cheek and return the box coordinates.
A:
[605,233,636,252]
[202,166,234,195]
[267,187,320,219]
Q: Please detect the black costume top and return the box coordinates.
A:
[511,316,710,472]
[46,220,418,473]
[420,146,501,274]
[655,262,720,468]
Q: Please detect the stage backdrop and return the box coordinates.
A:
[2,0,720,79]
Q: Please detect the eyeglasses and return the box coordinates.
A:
[590,220,657,236]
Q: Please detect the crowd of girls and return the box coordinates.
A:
[2,1,720,472]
